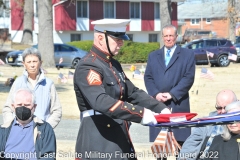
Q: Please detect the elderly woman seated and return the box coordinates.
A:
[204,101,240,160]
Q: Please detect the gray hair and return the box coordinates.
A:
[225,101,240,112]
[162,24,177,36]
[221,101,240,141]
[12,88,36,105]
[221,125,231,141]
[22,47,41,62]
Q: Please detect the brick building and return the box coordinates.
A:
[178,2,229,38]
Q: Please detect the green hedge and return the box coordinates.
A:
[68,40,160,63]
[68,40,93,52]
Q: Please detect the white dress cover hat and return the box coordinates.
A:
[91,19,131,40]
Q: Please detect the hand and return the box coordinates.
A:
[160,108,171,114]
[162,92,172,101]
[156,93,168,102]
[140,108,157,125]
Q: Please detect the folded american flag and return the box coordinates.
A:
[150,111,240,129]
[154,113,197,123]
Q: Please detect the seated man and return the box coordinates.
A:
[204,101,240,160]
[179,89,237,160]
[0,88,56,160]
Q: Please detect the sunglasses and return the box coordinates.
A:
[215,104,226,110]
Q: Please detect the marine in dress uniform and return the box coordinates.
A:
[74,19,170,160]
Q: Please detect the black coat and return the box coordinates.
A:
[144,45,195,142]
[74,45,167,159]
[204,134,240,160]
[0,117,56,160]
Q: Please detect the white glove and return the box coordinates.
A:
[140,108,157,125]
[160,108,171,114]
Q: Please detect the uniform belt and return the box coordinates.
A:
[82,109,102,118]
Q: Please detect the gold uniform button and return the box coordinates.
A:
[140,110,142,113]
[122,87,124,90]
[107,124,110,127]
[106,56,110,59]
[132,107,135,110]
[124,106,127,108]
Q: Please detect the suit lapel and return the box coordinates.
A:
[157,47,166,69]
[166,45,180,70]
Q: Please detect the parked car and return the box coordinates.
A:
[182,29,217,44]
[5,43,88,69]
[234,43,240,62]
[182,38,237,67]
[234,36,240,62]
[236,36,240,44]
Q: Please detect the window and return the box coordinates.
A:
[71,34,81,42]
[198,31,211,35]
[206,18,211,24]
[149,34,157,42]
[0,0,10,18]
[189,41,204,49]
[191,19,200,25]
[77,1,87,18]
[60,45,74,52]
[104,1,114,18]
[35,1,38,17]
[5,0,9,17]
[130,2,140,19]
[206,40,218,47]
[127,34,133,41]
[188,44,197,49]
[218,40,227,46]
[154,3,160,19]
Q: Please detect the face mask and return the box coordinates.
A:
[15,106,32,121]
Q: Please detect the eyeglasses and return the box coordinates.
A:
[215,104,226,110]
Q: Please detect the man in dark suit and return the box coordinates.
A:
[144,24,195,159]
